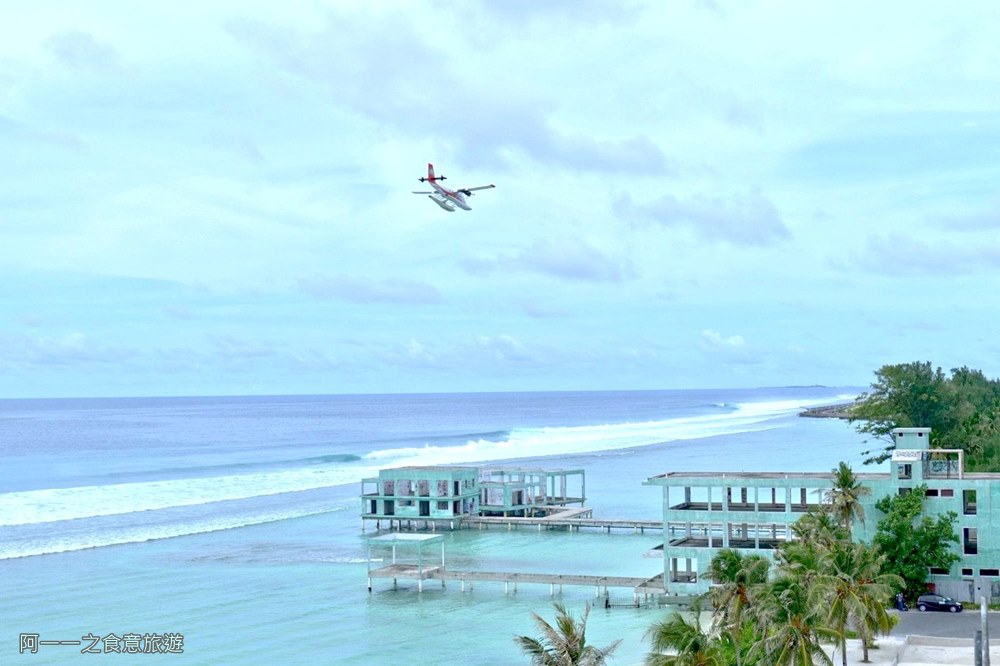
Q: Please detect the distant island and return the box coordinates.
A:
[799,402,856,419]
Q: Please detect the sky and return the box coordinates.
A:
[2,1,1000,399]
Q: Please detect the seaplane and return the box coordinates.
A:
[412,163,495,212]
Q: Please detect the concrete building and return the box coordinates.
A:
[361,465,586,529]
[645,427,1000,601]
[478,467,585,517]
[361,466,480,530]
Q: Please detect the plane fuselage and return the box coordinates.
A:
[429,181,472,211]
[414,163,493,212]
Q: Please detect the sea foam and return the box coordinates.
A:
[362,396,837,469]
[0,396,839,529]
[0,466,380,526]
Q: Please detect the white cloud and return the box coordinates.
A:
[45,31,119,71]
[615,190,790,247]
[699,329,746,350]
[462,238,624,282]
[4,1,1000,396]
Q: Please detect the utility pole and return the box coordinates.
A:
[983,596,992,666]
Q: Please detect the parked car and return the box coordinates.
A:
[916,594,963,613]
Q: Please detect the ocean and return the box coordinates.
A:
[0,387,879,664]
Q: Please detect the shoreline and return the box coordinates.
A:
[799,402,856,419]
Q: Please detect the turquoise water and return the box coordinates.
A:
[0,389,876,664]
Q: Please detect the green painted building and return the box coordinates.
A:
[645,427,1000,601]
[361,466,480,530]
[479,467,585,517]
[361,465,586,528]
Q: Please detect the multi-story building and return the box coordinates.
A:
[478,467,585,517]
[645,427,1000,602]
[361,466,480,530]
[360,465,586,529]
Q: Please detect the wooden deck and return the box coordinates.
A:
[367,563,670,597]
[462,507,662,533]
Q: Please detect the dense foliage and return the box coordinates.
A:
[646,463,902,666]
[871,486,960,599]
[850,361,1000,469]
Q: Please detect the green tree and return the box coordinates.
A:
[872,486,959,596]
[515,602,621,666]
[644,604,726,666]
[774,537,827,590]
[705,549,770,666]
[850,362,952,463]
[748,574,837,666]
[814,542,903,665]
[945,366,1000,424]
[850,362,1000,470]
[790,510,849,549]
[825,462,871,533]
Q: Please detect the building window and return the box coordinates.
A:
[925,489,939,497]
[437,501,448,511]
[963,568,974,576]
[940,488,954,497]
[929,567,949,575]
[898,487,912,496]
[898,464,912,480]
[669,557,698,583]
[964,528,978,555]
[980,569,1000,577]
[964,490,977,515]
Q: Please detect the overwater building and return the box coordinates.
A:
[360,465,585,530]
[645,427,1000,602]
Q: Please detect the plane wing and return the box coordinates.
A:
[412,190,435,194]
[455,184,496,196]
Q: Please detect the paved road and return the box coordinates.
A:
[893,608,998,640]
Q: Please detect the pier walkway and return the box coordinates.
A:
[367,563,670,601]
[461,507,663,533]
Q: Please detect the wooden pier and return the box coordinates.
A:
[461,507,663,533]
[363,513,674,603]
[367,562,671,602]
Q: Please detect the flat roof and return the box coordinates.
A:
[480,467,584,473]
[646,471,889,481]
[390,466,479,472]
[367,533,444,543]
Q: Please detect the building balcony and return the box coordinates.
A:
[667,501,822,513]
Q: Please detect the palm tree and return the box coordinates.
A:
[774,538,826,589]
[705,549,769,666]
[791,510,849,549]
[825,462,871,533]
[515,602,621,665]
[645,602,726,666]
[814,542,903,664]
[749,575,837,666]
